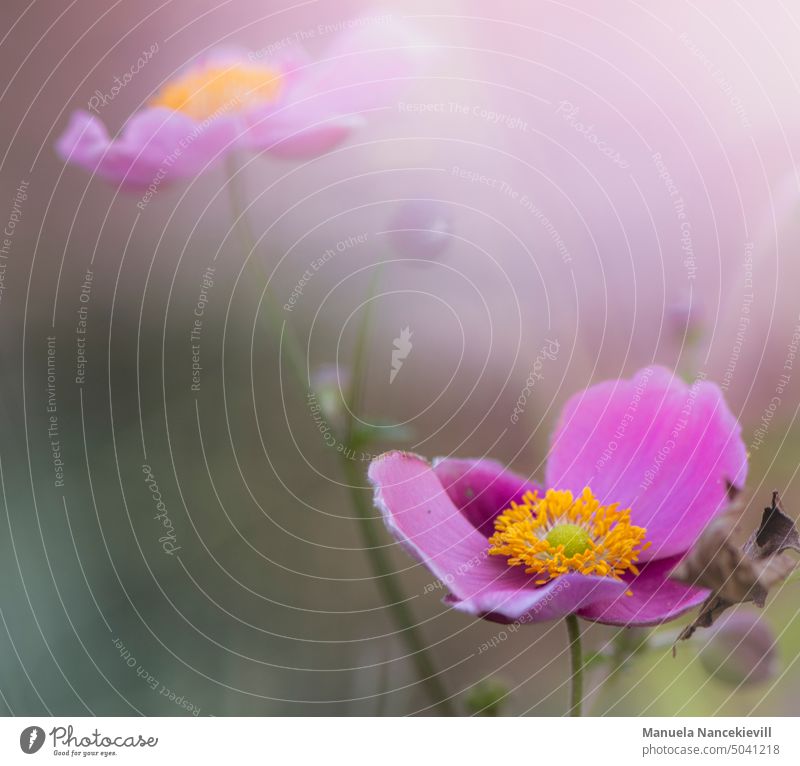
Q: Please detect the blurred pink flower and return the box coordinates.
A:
[369,367,747,625]
[56,24,420,188]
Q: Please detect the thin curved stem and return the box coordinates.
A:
[590,642,624,716]
[589,627,654,715]
[225,158,454,715]
[344,265,382,447]
[340,454,455,716]
[565,614,583,717]
[339,270,455,716]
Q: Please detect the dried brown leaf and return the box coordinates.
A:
[744,491,800,558]
[673,491,799,643]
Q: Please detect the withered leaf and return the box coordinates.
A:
[745,491,800,558]
[669,514,751,602]
[672,491,799,643]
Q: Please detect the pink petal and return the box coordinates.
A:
[577,557,708,626]
[291,21,425,116]
[368,451,498,579]
[56,110,112,175]
[445,572,629,625]
[546,367,747,561]
[56,108,238,188]
[368,451,627,623]
[431,457,540,536]
[242,105,362,158]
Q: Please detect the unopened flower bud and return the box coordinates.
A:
[465,678,510,716]
[310,365,350,431]
[666,292,705,346]
[387,200,453,261]
[697,610,779,687]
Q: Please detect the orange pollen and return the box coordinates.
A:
[488,487,650,589]
[150,63,282,120]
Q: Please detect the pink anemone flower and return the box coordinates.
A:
[368,367,747,626]
[56,24,419,188]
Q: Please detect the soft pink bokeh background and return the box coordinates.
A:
[2,0,800,716]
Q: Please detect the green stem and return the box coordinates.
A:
[338,270,455,716]
[591,639,624,716]
[566,614,583,717]
[590,628,655,715]
[340,455,455,716]
[344,266,382,447]
[225,157,454,716]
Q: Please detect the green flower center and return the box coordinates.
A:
[545,523,592,558]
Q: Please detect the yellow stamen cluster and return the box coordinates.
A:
[488,487,649,588]
[150,63,282,120]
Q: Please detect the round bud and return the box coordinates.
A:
[387,200,454,261]
[465,678,510,716]
[697,610,779,687]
